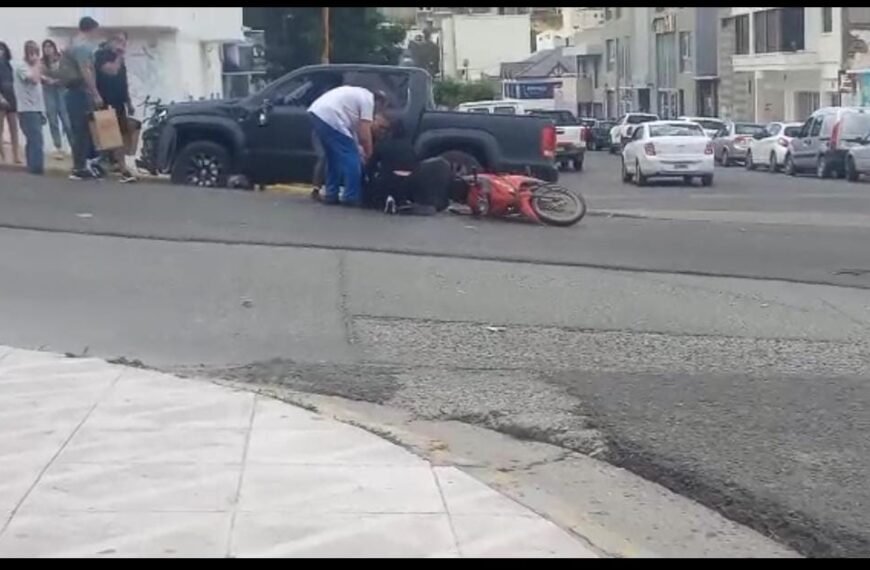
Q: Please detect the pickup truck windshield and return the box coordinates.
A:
[627,115,658,125]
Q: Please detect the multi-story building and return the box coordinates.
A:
[718,8,844,123]
[599,7,654,117]
[841,8,870,107]
[536,7,605,51]
[650,7,719,118]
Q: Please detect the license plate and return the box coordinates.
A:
[673,163,689,169]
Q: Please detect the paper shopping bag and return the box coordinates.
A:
[124,117,142,156]
[89,109,124,151]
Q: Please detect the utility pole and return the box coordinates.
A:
[322,7,330,64]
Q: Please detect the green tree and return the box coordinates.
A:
[244,7,406,80]
[433,79,498,109]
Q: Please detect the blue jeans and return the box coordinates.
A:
[64,87,95,172]
[17,112,44,174]
[309,113,362,204]
[43,85,71,150]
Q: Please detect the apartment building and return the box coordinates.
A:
[842,8,870,107]
[718,8,844,123]
[599,7,655,117]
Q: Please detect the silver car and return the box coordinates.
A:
[845,133,870,182]
[711,121,768,166]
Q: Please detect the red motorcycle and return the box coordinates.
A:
[456,171,587,227]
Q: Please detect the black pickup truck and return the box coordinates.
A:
[137,64,558,188]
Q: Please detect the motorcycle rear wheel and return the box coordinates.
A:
[531,184,587,227]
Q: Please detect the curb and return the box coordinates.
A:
[0,162,313,196]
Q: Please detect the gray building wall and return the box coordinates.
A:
[717,10,753,121]
[600,7,648,115]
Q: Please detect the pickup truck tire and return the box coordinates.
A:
[439,150,482,176]
[171,141,231,188]
[571,155,584,172]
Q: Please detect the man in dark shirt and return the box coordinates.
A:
[94,33,135,182]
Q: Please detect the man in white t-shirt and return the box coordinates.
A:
[308,85,387,206]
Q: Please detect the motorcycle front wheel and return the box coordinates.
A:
[531,184,587,227]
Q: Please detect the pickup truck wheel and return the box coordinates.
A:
[440,150,482,176]
[171,141,230,188]
[572,155,584,171]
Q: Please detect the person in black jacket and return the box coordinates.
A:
[94,33,135,182]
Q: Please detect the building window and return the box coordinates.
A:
[679,31,692,73]
[734,15,749,55]
[606,39,616,71]
[754,8,805,54]
[615,8,622,19]
[622,36,631,81]
[605,7,612,21]
[822,8,832,33]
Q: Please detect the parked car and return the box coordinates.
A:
[783,107,870,178]
[609,113,660,154]
[745,121,803,172]
[845,135,870,181]
[527,110,586,171]
[456,99,527,115]
[137,65,559,187]
[620,120,714,187]
[677,116,726,139]
[711,121,767,166]
[588,119,616,151]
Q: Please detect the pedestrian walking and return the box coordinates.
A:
[58,16,102,180]
[12,40,46,175]
[94,33,135,183]
[307,85,387,206]
[0,41,22,164]
[41,39,72,159]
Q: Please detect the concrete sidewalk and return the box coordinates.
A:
[0,147,310,196]
[0,345,599,558]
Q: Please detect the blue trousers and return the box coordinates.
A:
[17,112,44,175]
[309,113,361,203]
[43,85,71,150]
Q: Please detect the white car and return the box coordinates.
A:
[608,113,659,154]
[621,121,715,186]
[745,122,803,172]
[676,116,726,139]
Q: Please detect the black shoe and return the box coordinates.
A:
[69,169,95,180]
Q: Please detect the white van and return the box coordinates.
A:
[456,100,527,115]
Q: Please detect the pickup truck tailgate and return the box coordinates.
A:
[556,125,586,149]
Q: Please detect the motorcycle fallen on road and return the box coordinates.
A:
[451,170,587,227]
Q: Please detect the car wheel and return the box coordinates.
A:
[701,174,714,187]
[621,158,633,183]
[745,151,755,171]
[816,155,831,179]
[720,149,731,167]
[846,156,860,182]
[635,160,648,186]
[769,151,780,173]
[573,155,584,172]
[784,154,797,177]
[440,150,482,177]
[170,141,231,188]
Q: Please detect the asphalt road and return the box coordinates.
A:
[1,153,869,556]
